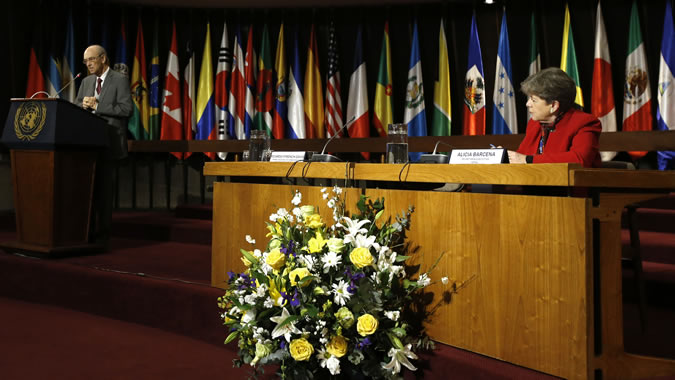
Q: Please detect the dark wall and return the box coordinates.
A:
[3,0,670,138]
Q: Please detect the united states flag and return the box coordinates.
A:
[325,21,343,138]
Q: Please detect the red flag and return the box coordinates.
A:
[160,22,183,159]
[182,40,196,159]
[25,23,47,99]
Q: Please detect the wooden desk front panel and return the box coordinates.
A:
[211,183,592,379]
[365,189,592,380]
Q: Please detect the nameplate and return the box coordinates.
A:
[449,149,507,164]
[269,151,307,162]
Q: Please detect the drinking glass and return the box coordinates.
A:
[248,130,270,161]
[386,124,408,163]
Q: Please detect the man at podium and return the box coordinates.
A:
[75,44,133,246]
[507,68,601,168]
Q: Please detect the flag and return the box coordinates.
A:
[228,25,246,140]
[347,24,370,160]
[373,20,392,137]
[272,23,288,140]
[255,24,274,136]
[160,21,184,160]
[657,0,675,170]
[287,26,305,139]
[196,22,217,155]
[128,15,150,140]
[492,9,517,135]
[591,1,617,162]
[325,20,343,139]
[623,0,653,159]
[46,30,62,98]
[404,19,426,161]
[304,24,324,139]
[183,38,196,159]
[244,25,257,138]
[215,21,232,160]
[560,3,584,108]
[432,18,452,137]
[148,15,161,140]
[62,8,77,102]
[113,14,129,78]
[528,11,541,121]
[462,13,485,136]
[25,20,47,99]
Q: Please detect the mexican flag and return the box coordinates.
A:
[622,0,653,159]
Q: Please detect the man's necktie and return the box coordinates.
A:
[96,77,102,95]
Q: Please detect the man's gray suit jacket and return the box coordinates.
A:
[75,69,133,159]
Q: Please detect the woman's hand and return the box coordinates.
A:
[507,150,528,164]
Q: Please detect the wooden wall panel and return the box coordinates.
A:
[364,189,591,379]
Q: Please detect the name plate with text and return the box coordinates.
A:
[449,149,508,164]
[270,151,307,162]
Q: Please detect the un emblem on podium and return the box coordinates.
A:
[14,101,47,141]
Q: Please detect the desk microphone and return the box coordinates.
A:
[310,116,356,162]
[55,72,82,97]
[29,73,82,99]
[419,140,454,163]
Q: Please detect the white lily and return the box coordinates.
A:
[270,307,300,342]
[339,216,370,237]
[352,233,376,249]
[382,344,418,374]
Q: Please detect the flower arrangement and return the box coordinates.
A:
[218,186,443,379]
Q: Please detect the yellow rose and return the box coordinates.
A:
[326,335,348,358]
[349,247,373,269]
[289,267,312,287]
[289,338,314,361]
[266,248,286,271]
[305,213,324,229]
[357,314,378,336]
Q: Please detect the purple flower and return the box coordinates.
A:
[344,268,366,293]
[280,289,301,308]
[356,337,372,349]
[281,241,297,258]
[227,271,236,280]
[280,340,287,349]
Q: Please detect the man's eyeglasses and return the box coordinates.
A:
[82,54,103,64]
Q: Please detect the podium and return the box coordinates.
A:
[204,162,675,380]
[1,98,109,255]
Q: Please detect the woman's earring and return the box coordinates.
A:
[550,108,554,114]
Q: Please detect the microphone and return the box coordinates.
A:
[28,73,82,100]
[419,141,454,163]
[309,116,357,162]
[55,72,82,97]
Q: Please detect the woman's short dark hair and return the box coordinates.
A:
[520,67,577,112]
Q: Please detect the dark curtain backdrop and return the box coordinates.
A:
[3,0,669,138]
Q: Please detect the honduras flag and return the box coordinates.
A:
[403,19,427,162]
[492,9,517,135]
[287,26,305,139]
[657,0,675,170]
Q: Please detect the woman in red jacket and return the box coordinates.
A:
[507,68,602,168]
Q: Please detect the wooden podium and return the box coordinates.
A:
[1,98,109,255]
[204,162,675,380]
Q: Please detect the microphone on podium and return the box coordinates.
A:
[309,116,357,162]
[419,140,454,163]
[29,73,82,99]
[55,72,82,97]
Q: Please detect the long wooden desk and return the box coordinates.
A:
[204,162,675,380]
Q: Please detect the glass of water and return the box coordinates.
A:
[248,130,270,161]
[386,123,408,163]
